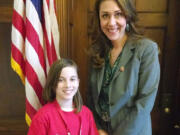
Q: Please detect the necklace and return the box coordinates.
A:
[55,101,82,135]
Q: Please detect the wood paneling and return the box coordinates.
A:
[0,119,28,134]
[56,0,69,57]
[89,0,96,12]
[70,0,88,101]
[0,22,27,134]
[0,23,25,118]
[89,0,168,12]
[144,29,165,49]
[144,28,165,63]
[136,0,167,12]
[0,2,26,135]
[0,7,12,23]
[0,1,13,7]
[137,13,167,27]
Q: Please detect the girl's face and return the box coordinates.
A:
[99,0,127,42]
[55,66,79,103]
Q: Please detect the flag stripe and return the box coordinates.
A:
[50,0,60,57]
[25,61,44,105]
[43,0,59,66]
[26,99,37,121]
[43,27,54,65]
[13,0,25,17]
[43,0,53,65]
[46,0,50,9]
[26,0,43,46]
[51,36,58,61]
[11,44,25,74]
[11,26,25,53]
[25,39,46,86]
[12,10,25,39]
[25,79,42,111]
[26,19,46,73]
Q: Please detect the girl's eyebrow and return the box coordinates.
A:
[59,75,78,78]
[71,76,78,78]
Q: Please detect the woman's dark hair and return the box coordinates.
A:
[88,0,143,68]
[43,58,83,112]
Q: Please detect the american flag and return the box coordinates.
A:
[11,0,60,126]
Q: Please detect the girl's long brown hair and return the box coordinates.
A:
[42,58,83,113]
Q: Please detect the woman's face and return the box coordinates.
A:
[99,0,127,42]
[55,66,79,102]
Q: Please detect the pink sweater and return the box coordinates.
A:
[28,100,99,135]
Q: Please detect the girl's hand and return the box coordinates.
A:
[98,129,108,135]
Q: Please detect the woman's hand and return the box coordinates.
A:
[98,129,108,135]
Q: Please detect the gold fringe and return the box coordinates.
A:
[11,55,25,84]
[25,113,31,126]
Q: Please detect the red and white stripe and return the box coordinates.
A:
[11,0,60,126]
[43,0,60,71]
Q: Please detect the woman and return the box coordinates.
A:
[87,0,160,135]
[28,58,98,135]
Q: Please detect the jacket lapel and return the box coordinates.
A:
[96,66,105,95]
[93,66,104,104]
[94,39,136,102]
[112,39,136,80]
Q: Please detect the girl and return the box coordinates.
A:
[28,58,98,135]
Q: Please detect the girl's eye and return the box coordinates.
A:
[70,78,77,81]
[58,78,64,82]
[71,79,75,81]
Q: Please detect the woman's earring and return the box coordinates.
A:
[125,23,130,32]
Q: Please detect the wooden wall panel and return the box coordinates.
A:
[0,0,13,23]
[0,119,27,135]
[144,29,165,52]
[89,0,96,12]
[70,0,89,101]
[137,13,167,27]
[0,1,27,134]
[0,1,13,7]
[0,23,25,118]
[56,0,69,57]
[144,28,165,63]
[136,0,167,12]
[89,0,168,12]
[0,23,27,134]
[0,7,12,23]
